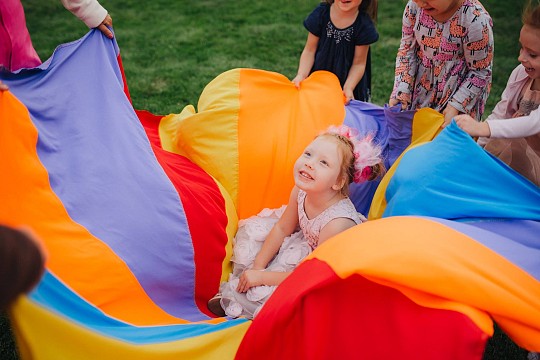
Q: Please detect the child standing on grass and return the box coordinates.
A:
[455,1,540,187]
[207,125,385,319]
[292,0,379,103]
[389,0,494,126]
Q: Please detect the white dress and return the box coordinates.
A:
[219,190,364,319]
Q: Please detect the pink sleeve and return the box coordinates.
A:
[0,0,41,71]
[487,107,540,138]
[485,65,528,122]
[60,0,107,28]
[477,65,529,145]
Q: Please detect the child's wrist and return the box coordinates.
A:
[481,122,491,137]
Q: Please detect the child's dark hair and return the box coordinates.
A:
[324,0,378,22]
[523,0,540,28]
[0,225,45,312]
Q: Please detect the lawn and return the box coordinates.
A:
[22,0,524,115]
[1,0,531,359]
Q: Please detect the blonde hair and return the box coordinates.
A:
[319,132,385,196]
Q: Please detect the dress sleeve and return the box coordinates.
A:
[447,7,494,115]
[60,0,108,29]
[391,1,419,103]
[478,65,527,146]
[485,65,527,122]
[487,108,540,139]
[303,3,326,37]
[354,13,379,45]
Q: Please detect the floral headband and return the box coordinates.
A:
[325,125,382,183]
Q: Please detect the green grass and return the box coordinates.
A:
[24,0,319,114]
[23,0,525,116]
[0,315,18,360]
[1,0,531,359]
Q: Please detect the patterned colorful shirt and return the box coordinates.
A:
[391,0,493,119]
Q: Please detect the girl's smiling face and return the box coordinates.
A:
[413,0,463,22]
[335,0,362,13]
[518,24,540,81]
[293,136,344,194]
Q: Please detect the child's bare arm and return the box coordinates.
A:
[442,104,460,127]
[317,217,357,247]
[252,187,300,270]
[343,45,369,103]
[292,33,319,87]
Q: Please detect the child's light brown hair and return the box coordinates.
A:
[523,0,540,28]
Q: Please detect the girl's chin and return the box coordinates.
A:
[524,67,539,78]
[294,181,312,192]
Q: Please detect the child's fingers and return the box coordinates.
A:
[236,274,248,293]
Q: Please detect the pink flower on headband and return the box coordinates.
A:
[326,125,382,183]
[358,166,372,183]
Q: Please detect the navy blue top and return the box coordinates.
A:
[304,3,379,101]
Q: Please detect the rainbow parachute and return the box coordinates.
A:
[1,30,539,359]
